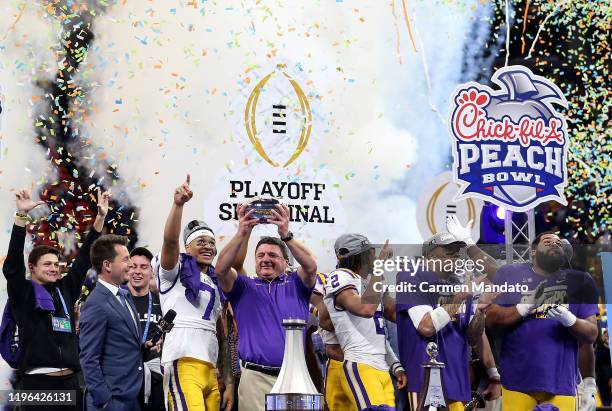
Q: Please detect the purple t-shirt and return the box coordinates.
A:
[225,271,313,367]
[396,269,473,402]
[493,263,599,395]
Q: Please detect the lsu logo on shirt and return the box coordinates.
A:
[519,278,569,319]
[448,65,569,212]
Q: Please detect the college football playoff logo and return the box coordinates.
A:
[244,64,312,168]
[449,65,569,212]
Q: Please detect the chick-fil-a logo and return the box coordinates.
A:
[449,66,569,212]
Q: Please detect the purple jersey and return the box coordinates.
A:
[396,269,473,402]
[225,271,312,367]
[493,263,599,395]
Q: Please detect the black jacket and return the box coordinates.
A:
[3,224,100,373]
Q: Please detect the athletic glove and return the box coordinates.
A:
[577,377,597,411]
[445,215,475,245]
[546,305,577,327]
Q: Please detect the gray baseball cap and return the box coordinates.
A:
[183,220,215,245]
[422,232,465,256]
[334,233,373,258]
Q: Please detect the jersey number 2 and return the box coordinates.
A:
[373,311,386,335]
[199,283,216,321]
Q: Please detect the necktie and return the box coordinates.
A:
[118,290,138,332]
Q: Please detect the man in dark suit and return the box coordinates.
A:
[79,235,144,411]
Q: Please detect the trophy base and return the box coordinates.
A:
[265,393,324,411]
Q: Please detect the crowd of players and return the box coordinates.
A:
[1,175,604,411]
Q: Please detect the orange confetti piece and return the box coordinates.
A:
[391,0,403,64]
[521,0,531,54]
[0,2,26,42]
[400,0,418,53]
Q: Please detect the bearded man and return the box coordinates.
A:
[486,232,598,411]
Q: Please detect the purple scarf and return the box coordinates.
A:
[32,280,55,311]
[0,280,55,368]
[179,253,219,303]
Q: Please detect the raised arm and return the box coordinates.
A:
[3,189,46,294]
[446,215,500,279]
[269,204,317,288]
[160,175,193,271]
[65,189,109,299]
[215,204,258,293]
[4,224,27,285]
[232,221,252,276]
[92,188,110,234]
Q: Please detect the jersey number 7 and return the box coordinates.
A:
[199,283,216,321]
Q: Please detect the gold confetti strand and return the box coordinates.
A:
[390,0,403,64]
[0,1,26,42]
[521,0,531,54]
[526,0,569,60]
[412,11,445,126]
[400,0,418,53]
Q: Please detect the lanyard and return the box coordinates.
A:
[141,291,153,344]
[56,289,70,319]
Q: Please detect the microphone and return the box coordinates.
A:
[149,309,176,345]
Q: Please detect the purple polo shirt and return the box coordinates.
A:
[225,271,313,367]
[493,263,599,395]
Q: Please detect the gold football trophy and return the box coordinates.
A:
[417,342,449,411]
[265,319,324,411]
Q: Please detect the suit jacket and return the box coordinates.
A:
[79,282,143,411]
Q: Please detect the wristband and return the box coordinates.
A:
[561,312,577,327]
[391,362,404,376]
[15,212,28,220]
[487,367,501,380]
[516,303,534,317]
[431,307,451,332]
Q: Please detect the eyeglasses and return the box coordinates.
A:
[193,239,216,248]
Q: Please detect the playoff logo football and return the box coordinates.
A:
[244,64,312,168]
[448,65,569,212]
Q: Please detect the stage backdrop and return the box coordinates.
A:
[0,1,490,274]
